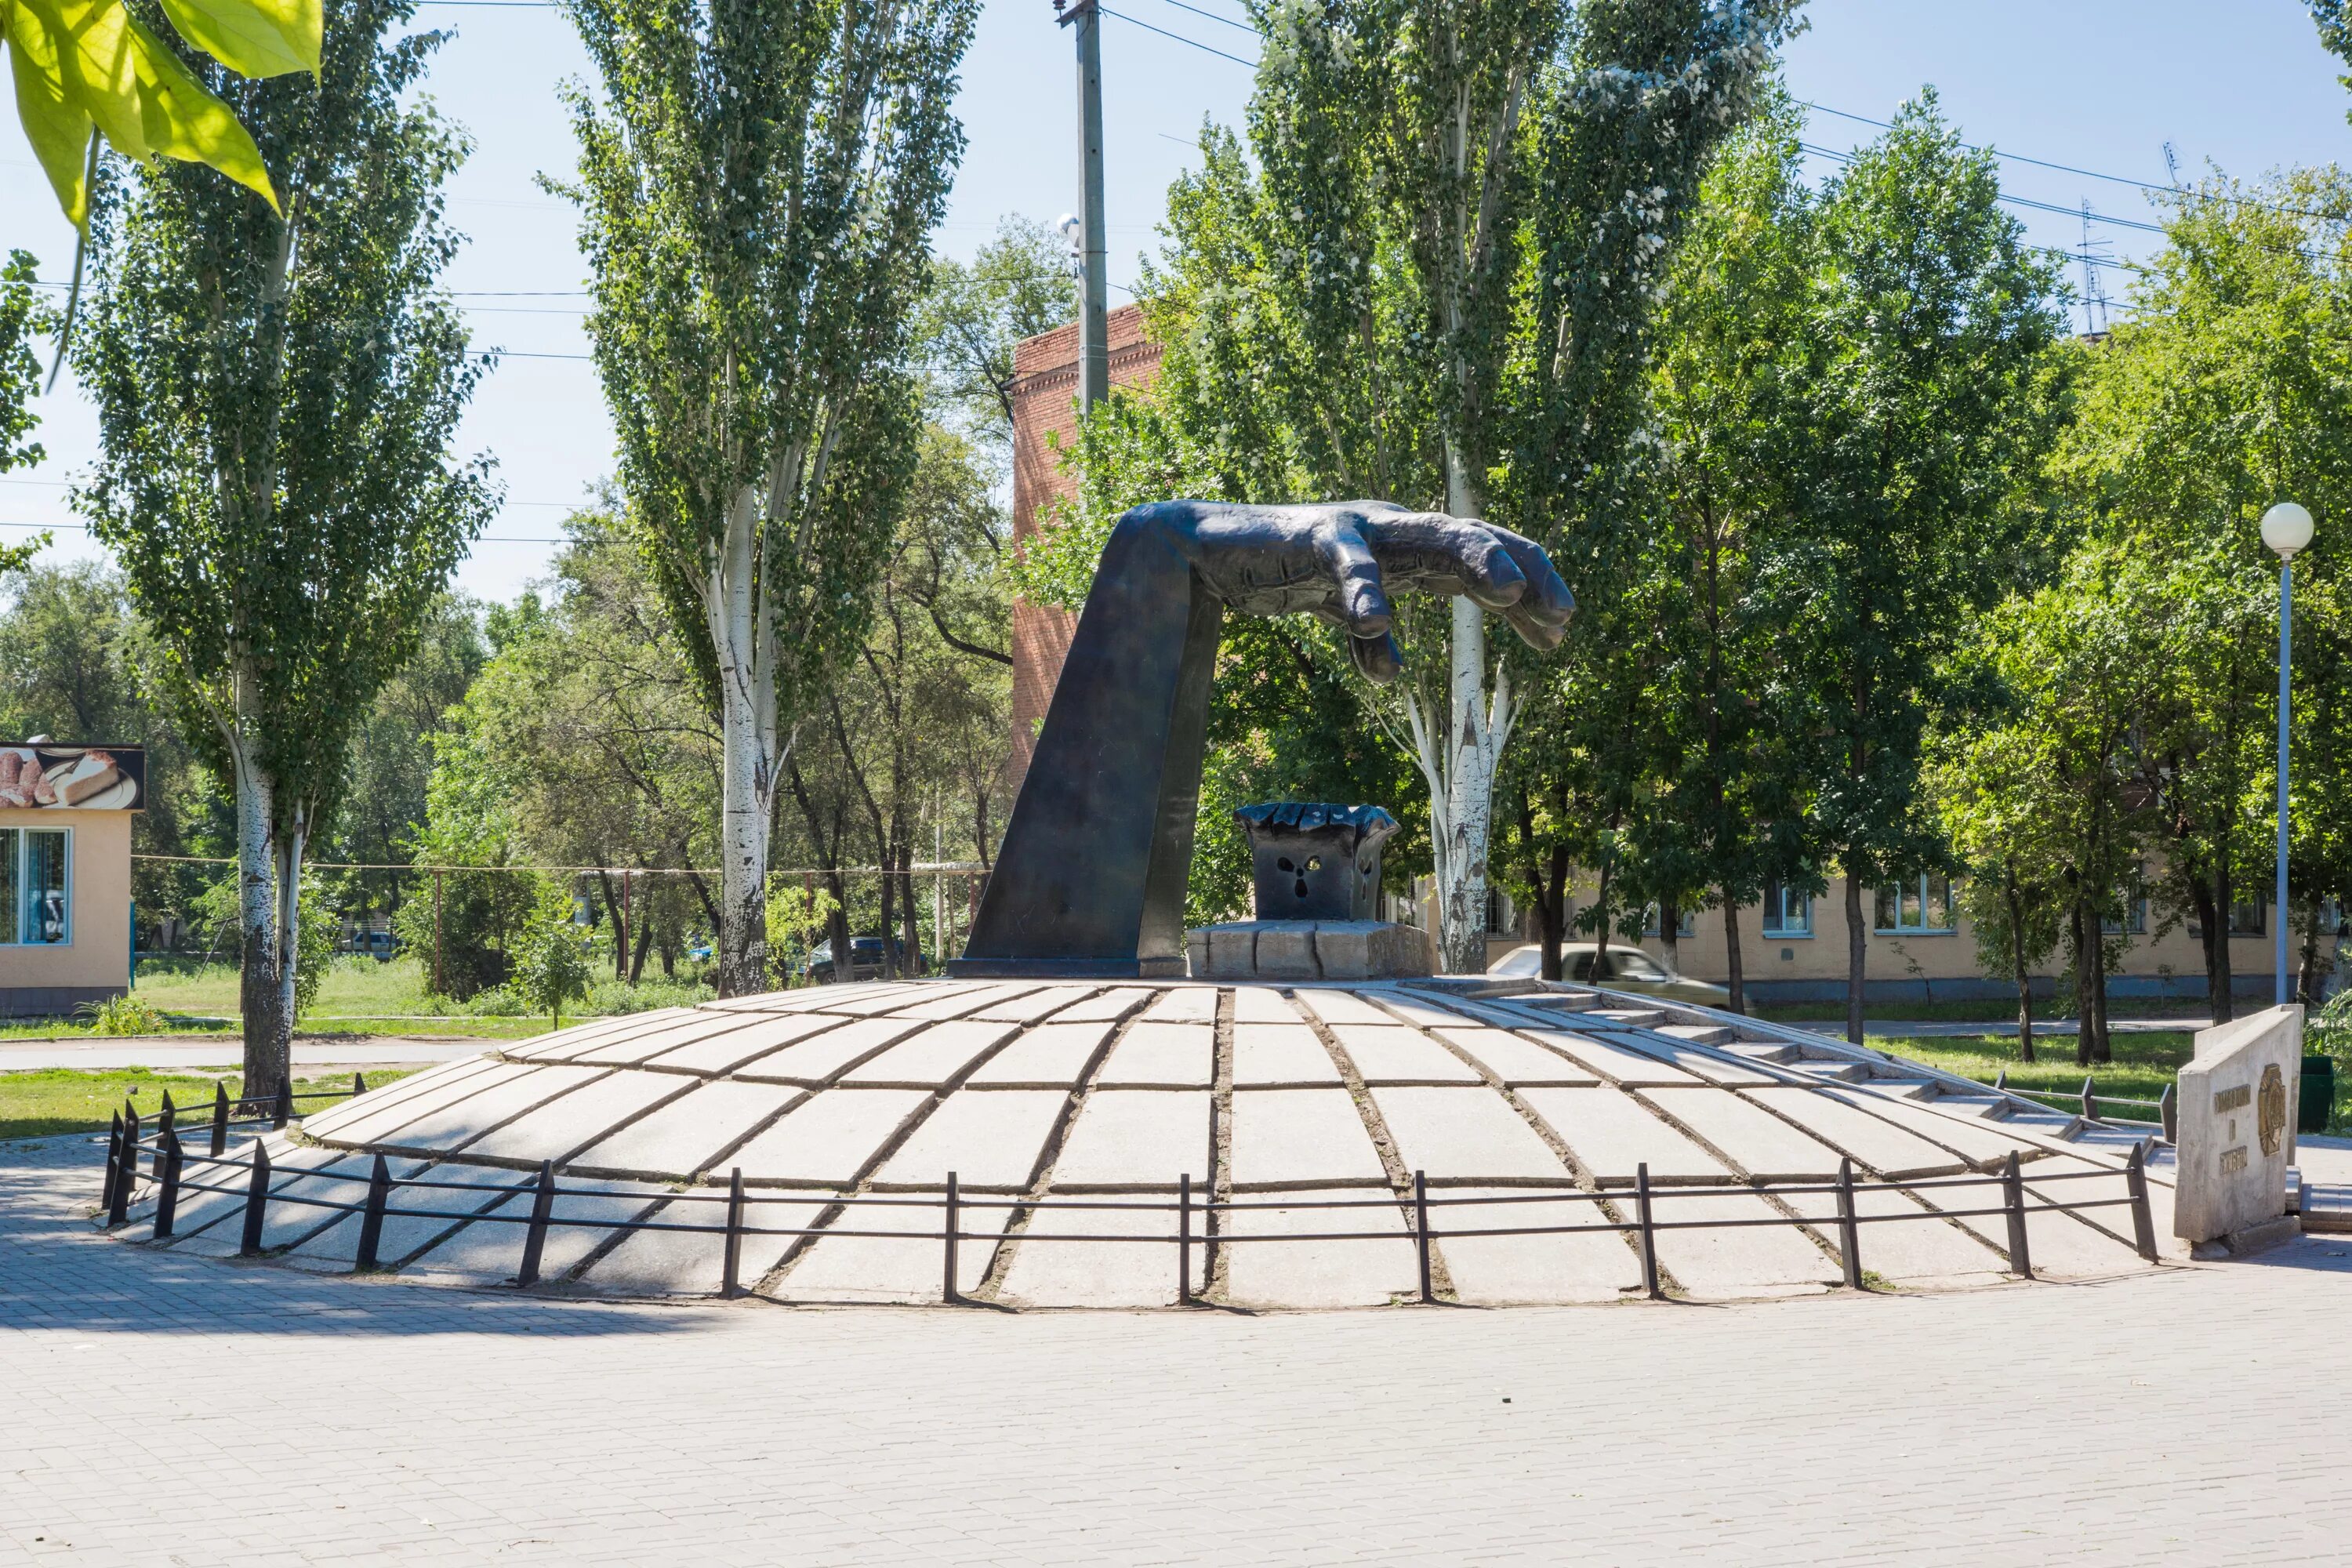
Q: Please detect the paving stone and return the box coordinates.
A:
[640,1013,860,1076]
[1221,1188,1415,1307]
[731,1017,927,1083]
[1327,1026,1483,1085]
[568,1080,804,1179]
[1428,1187,1641,1304]
[334,1064,611,1152]
[1645,1190,1838,1298]
[1514,1087,1730,1185]
[961,1021,1116,1087]
[771,1190,1015,1303]
[1094,1022,1213,1088]
[868,1091,1068,1191]
[1642,1087,1846,1180]
[726,1089,933,1187]
[1368,1088,1571,1183]
[993,1193,1200,1308]
[456,1069,699,1167]
[1139,986,1219,1022]
[1230,1023,1341,1087]
[1228,986,1299,1024]
[1519,1029,1704,1087]
[1228,1089,1386,1189]
[1428,1027,1600,1087]
[580,1192,833,1296]
[1048,1091,1213,1190]
[1734,1087,1970,1178]
[837,1021,1018,1087]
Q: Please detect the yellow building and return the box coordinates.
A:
[0,742,144,1018]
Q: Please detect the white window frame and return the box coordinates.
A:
[5,824,73,947]
[1760,878,1813,938]
[1875,873,1958,935]
[1641,902,1699,939]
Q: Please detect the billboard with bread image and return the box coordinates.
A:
[0,744,144,811]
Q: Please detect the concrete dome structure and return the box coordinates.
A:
[122,976,2174,1306]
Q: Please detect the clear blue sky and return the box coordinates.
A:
[3,0,2348,602]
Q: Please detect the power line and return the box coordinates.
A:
[1152,0,1258,35]
[0,477,583,508]
[1097,6,1258,68]
[1,521,576,542]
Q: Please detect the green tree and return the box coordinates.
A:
[559,0,977,996]
[1775,96,2069,1044]
[918,216,1080,463]
[515,881,593,1029]
[74,0,495,1097]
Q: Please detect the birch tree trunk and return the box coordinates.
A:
[274,811,309,1050]
[712,482,781,998]
[227,663,290,1102]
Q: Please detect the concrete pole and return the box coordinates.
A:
[1066,0,1109,410]
[2276,554,2293,1007]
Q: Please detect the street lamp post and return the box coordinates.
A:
[2262,500,2315,1007]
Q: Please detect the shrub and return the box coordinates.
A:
[514,884,593,1029]
[78,994,175,1036]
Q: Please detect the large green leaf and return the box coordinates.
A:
[157,0,320,81]
[10,0,279,215]
[5,4,96,226]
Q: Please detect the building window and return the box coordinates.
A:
[1485,887,1518,936]
[2102,891,2148,936]
[1875,874,1956,934]
[1760,877,1812,937]
[1641,902,1698,939]
[2,827,70,946]
[2228,896,2266,937]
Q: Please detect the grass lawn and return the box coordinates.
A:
[1758,996,2212,1025]
[1875,1031,2192,1114]
[0,1068,414,1142]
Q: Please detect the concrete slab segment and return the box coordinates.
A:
[1140,987,1218,1022]
[699,981,896,1012]
[1822,1087,2052,1165]
[869,1090,1069,1191]
[1290,989,1405,1025]
[1228,1089,1387,1189]
[269,1160,525,1268]
[1520,1029,1704,1087]
[571,1011,770,1066]
[1736,1087,1969,1178]
[506,1008,697,1061]
[726,1088,934,1187]
[1094,1021,1213,1088]
[456,1069,698,1166]
[1642,1087,1846,1180]
[993,1192,1200,1308]
[582,1192,833,1295]
[1429,1027,1600,1087]
[1229,986,1298,1023]
[771,1189,1015,1302]
[296,1055,503,1140]
[325,1063,608,1151]
[1368,1087,1573,1183]
[1427,1186,1640,1304]
[1051,986,1157,1023]
[1230,1023,1341,1087]
[1368,992,1483,1030]
[1778,1181,2009,1287]
[1048,1091,1213,1190]
[838,1020,1018,1087]
[1221,1188,1415,1308]
[1327,1026,1484,1084]
[969,985,1098,1024]
[962,1021,1116,1087]
[731,1016,928,1083]
[888,982,1038,1021]
[1645,1189,1838,1298]
[640,1012,856,1076]
[833,982,989,1017]
[402,1178,675,1283]
[1515,1087,1730,1184]
[568,1079,803,1178]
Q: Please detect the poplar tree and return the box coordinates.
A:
[75,0,492,1096]
[561,0,977,996]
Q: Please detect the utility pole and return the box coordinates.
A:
[1058,0,1108,409]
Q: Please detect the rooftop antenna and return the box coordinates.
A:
[2078,199,2114,336]
[2162,141,2183,188]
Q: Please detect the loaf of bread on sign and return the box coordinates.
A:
[0,749,28,808]
[54,750,120,806]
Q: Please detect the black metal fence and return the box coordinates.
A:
[100,1105,2165,1302]
[1991,1071,2175,1141]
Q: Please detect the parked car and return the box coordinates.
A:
[1487,942,1730,1006]
[800,936,924,982]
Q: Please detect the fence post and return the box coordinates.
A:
[110,1107,139,1227]
[517,1160,556,1287]
[2001,1151,2032,1280]
[2079,1076,2096,1123]
[1635,1162,1663,1300]
[1414,1170,1434,1304]
[722,1167,746,1299]
[155,1092,176,1180]
[1993,1069,2006,1092]
[102,1112,123,1216]
[942,1172,960,1305]
[353,1071,367,1098]
[209,1082,229,1157]
[355,1154,391,1272]
[1178,1172,1193,1306]
[1835,1156,1864,1290]
[272,1076,293,1130]
[2159,1082,2176,1144]
[2125,1142,2160,1263]
[154,1131,183,1240]
[238,1139,272,1257]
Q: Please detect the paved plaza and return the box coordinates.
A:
[4,1133,2350,1566]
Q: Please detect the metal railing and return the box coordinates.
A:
[1990,1071,2176,1140]
[99,1113,2165,1301]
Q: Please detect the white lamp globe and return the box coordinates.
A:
[2262,501,2315,558]
[1057,212,1083,245]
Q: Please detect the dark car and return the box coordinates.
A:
[800,936,924,982]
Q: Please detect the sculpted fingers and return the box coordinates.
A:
[1314,518,1395,640]
[1490,525,1575,648]
[1349,629,1405,684]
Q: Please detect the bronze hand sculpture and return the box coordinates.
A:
[951,500,1574,978]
